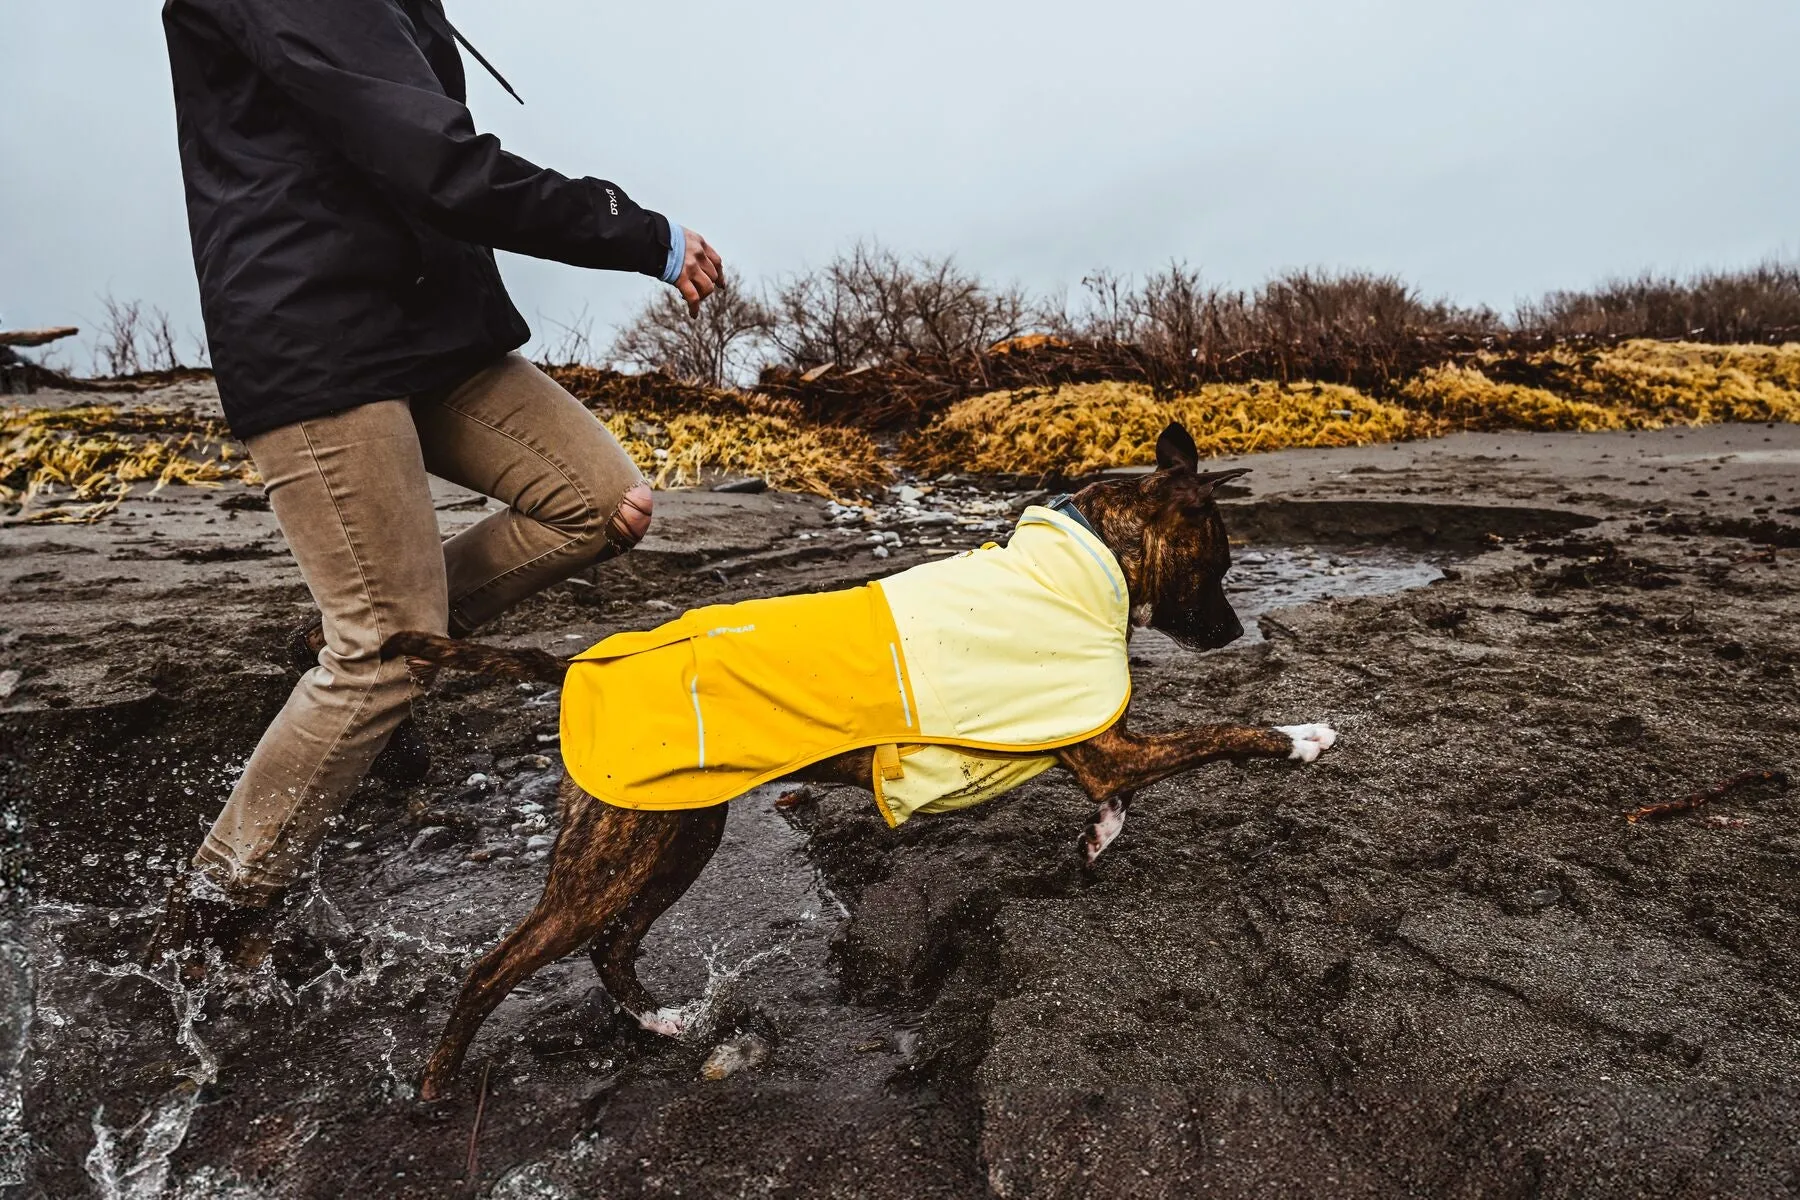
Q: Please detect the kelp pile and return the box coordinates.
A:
[0,405,251,524]
[903,340,1800,475]
[601,410,888,496]
[905,381,1414,477]
[545,366,890,496]
[8,340,1796,518]
[0,387,889,523]
[1401,341,1800,433]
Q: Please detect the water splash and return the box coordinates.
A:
[83,1082,202,1200]
[0,922,33,1187]
[86,960,220,1085]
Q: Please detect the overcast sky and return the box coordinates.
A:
[4,0,1796,371]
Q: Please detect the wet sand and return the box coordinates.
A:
[3,392,1798,1197]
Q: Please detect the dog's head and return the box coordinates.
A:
[1077,423,1249,651]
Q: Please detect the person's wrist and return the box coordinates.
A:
[660,223,686,286]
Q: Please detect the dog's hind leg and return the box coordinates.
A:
[419,795,683,1100]
[587,804,728,1036]
[1081,790,1135,870]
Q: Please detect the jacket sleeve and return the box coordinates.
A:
[203,0,672,276]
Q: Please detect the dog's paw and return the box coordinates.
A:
[633,1006,688,1038]
[1276,723,1338,763]
[1080,799,1129,869]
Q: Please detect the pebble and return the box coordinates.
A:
[871,545,890,559]
[464,772,490,789]
[700,1034,770,1081]
[525,833,555,852]
[409,826,457,855]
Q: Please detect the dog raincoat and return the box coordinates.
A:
[559,505,1130,825]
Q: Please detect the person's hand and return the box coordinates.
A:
[675,229,723,317]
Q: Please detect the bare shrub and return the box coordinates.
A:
[608,270,773,387]
[1515,260,1800,342]
[765,242,1032,370]
[144,307,182,373]
[538,304,600,367]
[90,295,198,377]
[1050,264,1499,393]
[93,296,144,377]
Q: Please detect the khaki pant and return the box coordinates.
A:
[194,354,648,902]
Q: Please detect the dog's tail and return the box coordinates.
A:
[379,631,568,685]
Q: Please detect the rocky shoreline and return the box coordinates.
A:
[3,402,1798,1197]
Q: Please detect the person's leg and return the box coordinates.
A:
[193,399,449,908]
[410,353,651,634]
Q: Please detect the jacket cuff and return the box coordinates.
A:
[660,221,686,285]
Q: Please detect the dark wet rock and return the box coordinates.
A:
[710,476,768,494]
[407,826,457,855]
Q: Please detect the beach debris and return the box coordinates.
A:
[1624,769,1790,824]
[0,326,79,347]
[464,1059,492,1184]
[700,1034,770,1081]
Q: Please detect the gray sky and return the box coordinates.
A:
[4,0,1796,371]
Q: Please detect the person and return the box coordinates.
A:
[147,0,722,976]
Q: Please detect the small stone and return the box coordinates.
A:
[464,772,490,788]
[712,477,768,494]
[524,754,553,770]
[1524,886,1561,909]
[525,833,555,852]
[871,545,890,559]
[0,670,20,699]
[894,484,924,504]
[409,826,456,854]
[700,1034,770,1081]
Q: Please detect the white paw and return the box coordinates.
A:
[634,1007,688,1038]
[1276,723,1338,763]
[1082,799,1128,867]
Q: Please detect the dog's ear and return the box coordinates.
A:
[1154,423,1200,473]
[1161,466,1250,519]
[1195,466,1250,493]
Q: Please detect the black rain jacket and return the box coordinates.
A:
[162,0,674,438]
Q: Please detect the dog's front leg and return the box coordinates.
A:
[1058,718,1338,804]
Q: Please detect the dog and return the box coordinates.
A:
[385,423,1337,1099]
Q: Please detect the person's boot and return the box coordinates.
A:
[287,616,433,784]
[142,873,283,983]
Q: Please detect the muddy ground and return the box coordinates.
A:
[3,390,1799,1198]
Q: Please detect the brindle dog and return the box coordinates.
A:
[386,423,1338,1099]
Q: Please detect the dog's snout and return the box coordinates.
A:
[1199,611,1243,649]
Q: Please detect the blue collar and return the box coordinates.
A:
[1045,493,1103,543]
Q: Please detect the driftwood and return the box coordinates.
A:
[0,326,79,348]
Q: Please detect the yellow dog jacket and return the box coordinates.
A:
[560,505,1130,825]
